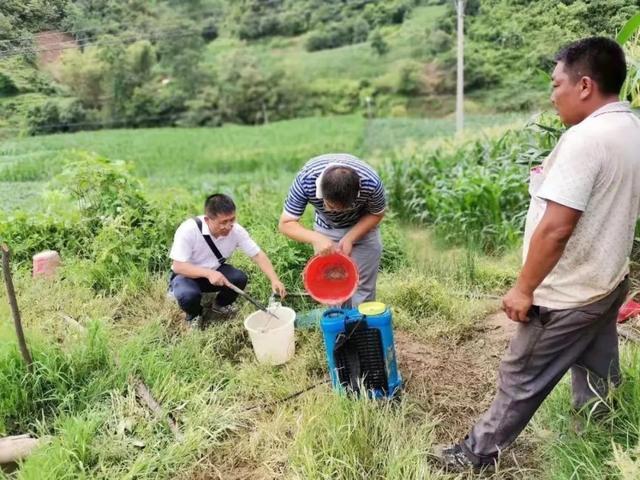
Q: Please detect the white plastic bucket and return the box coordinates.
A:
[244,304,296,365]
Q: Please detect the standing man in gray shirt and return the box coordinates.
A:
[432,37,640,472]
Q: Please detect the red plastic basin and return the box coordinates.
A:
[303,252,359,305]
[618,299,640,323]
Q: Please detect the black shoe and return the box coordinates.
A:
[211,303,238,318]
[184,314,203,331]
[429,443,495,473]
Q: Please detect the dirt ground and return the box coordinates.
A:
[396,312,516,438]
[395,311,542,477]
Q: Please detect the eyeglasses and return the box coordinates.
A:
[205,216,235,229]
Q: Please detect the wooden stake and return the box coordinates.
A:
[1,245,33,369]
[133,379,183,441]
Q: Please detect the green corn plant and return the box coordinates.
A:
[619,14,640,107]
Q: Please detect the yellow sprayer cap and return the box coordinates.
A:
[358,302,387,316]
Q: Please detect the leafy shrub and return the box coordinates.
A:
[25,100,60,135]
[212,50,305,124]
[621,32,640,107]
[25,98,88,135]
[0,71,18,96]
[0,151,190,293]
[363,0,412,27]
[395,61,424,95]
[305,22,354,52]
[352,17,371,43]
[369,29,389,56]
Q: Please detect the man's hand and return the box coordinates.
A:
[271,280,287,298]
[313,235,337,256]
[502,286,533,322]
[208,270,230,287]
[337,237,354,256]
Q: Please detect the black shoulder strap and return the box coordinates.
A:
[193,217,226,265]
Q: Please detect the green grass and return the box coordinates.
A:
[4,228,637,479]
[3,112,638,479]
[0,115,365,186]
[0,229,513,479]
[362,113,528,155]
[0,112,522,213]
[533,346,640,480]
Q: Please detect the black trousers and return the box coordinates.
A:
[170,264,248,316]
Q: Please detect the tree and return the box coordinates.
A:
[370,29,389,55]
[155,19,205,97]
[60,48,107,109]
[213,49,301,125]
[352,17,370,43]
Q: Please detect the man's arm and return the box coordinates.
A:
[278,214,336,255]
[172,260,231,287]
[338,212,384,256]
[503,201,582,322]
[250,251,286,297]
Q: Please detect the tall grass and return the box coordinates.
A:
[533,346,640,480]
[288,392,437,479]
[0,319,117,436]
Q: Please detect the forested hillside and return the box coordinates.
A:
[0,0,637,136]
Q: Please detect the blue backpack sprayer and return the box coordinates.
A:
[319,302,402,398]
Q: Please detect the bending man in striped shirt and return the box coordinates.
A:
[279,153,386,306]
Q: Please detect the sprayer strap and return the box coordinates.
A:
[193,217,226,265]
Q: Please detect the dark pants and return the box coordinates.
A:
[463,278,629,465]
[170,264,248,317]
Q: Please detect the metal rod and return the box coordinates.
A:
[226,283,279,319]
[455,0,465,136]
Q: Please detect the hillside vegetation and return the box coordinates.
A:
[1,1,638,137]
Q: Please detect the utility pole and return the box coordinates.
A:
[455,0,465,136]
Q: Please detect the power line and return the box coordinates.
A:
[0,23,216,59]
[0,10,222,47]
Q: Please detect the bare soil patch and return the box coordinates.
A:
[396,311,541,477]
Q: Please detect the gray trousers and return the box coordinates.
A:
[314,225,382,307]
[463,278,629,464]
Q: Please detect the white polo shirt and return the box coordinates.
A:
[524,102,640,309]
[169,216,261,271]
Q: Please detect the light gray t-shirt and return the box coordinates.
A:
[524,102,640,309]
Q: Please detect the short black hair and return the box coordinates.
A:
[320,166,360,207]
[554,36,627,95]
[204,193,235,217]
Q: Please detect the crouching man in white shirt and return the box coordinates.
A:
[169,193,286,328]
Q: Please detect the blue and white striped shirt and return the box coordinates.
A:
[283,153,386,229]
